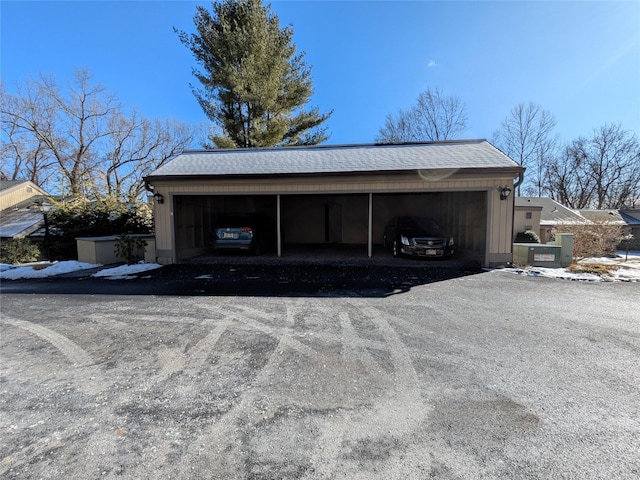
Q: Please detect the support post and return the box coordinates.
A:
[368,193,373,258]
[276,194,282,257]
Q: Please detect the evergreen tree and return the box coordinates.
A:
[177,0,332,148]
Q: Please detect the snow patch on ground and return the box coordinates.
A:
[92,263,162,280]
[0,261,99,279]
[495,251,640,283]
[2,251,640,283]
[0,261,161,280]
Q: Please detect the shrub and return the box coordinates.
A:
[555,216,624,259]
[515,230,541,243]
[618,234,640,251]
[115,235,148,265]
[0,238,42,264]
[46,199,153,260]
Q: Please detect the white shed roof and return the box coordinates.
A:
[146,140,521,179]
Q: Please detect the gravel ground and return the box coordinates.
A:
[1,270,639,479]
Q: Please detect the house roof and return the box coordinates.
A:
[145,140,522,179]
[579,209,629,225]
[515,197,586,225]
[0,180,26,192]
[0,207,44,238]
[0,179,49,195]
[0,195,54,239]
[620,210,640,226]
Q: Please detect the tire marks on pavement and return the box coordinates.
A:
[2,317,93,367]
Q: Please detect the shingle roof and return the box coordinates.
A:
[146,140,521,179]
[515,197,586,225]
[620,210,640,225]
[580,209,628,225]
[0,180,27,192]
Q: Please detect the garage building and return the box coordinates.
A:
[144,140,524,267]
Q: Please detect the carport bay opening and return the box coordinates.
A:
[171,190,489,263]
[145,141,524,267]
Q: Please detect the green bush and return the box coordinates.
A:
[46,199,153,260]
[115,234,148,265]
[0,238,42,264]
[515,230,541,243]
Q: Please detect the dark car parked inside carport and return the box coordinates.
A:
[212,213,275,255]
[383,216,455,259]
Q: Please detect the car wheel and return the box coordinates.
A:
[392,239,400,258]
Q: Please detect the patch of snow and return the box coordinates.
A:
[0,261,99,280]
[92,263,162,280]
[0,260,162,280]
[3,252,640,284]
[495,251,640,283]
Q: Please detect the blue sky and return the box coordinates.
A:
[2,0,639,146]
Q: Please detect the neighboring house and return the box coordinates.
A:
[515,197,587,243]
[144,140,524,267]
[515,197,640,247]
[619,210,640,243]
[579,209,631,236]
[0,180,53,240]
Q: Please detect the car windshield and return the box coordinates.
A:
[399,217,440,230]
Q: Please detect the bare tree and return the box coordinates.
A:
[546,141,595,209]
[546,124,640,209]
[492,102,558,196]
[376,87,468,143]
[1,83,56,185]
[583,124,640,209]
[1,69,196,201]
[99,115,193,202]
[1,69,119,197]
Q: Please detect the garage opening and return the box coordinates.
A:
[372,191,487,255]
[174,191,487,263]
[174,195,277,261]
[280,194,369,245]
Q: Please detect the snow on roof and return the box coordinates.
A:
[579,209,628,225]
[0,208,43,238]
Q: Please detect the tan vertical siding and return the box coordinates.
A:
[150,173,518,266]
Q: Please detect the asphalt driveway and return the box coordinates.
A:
[1,271,639,479]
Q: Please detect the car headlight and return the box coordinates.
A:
[448,237,455,246]
[401,235,410,246]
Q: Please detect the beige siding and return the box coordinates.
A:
[514,206,543,241]
[0,182,47,211]
[150,172,517,266]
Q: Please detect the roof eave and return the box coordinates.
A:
[145,166,524,183]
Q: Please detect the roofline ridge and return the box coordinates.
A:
[179,139,490,154]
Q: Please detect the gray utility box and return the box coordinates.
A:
[512,233,574,268]
[513,244,562,267]
[551,233,574,267]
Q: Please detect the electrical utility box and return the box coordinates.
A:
[512,233,574,268]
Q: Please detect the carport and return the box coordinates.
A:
[145,140,523,267]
